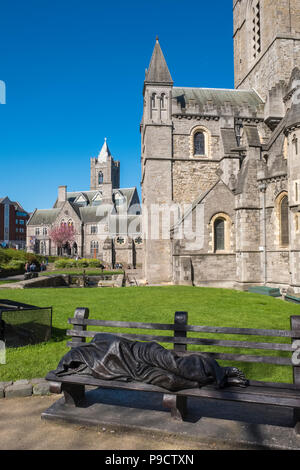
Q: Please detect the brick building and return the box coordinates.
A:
[0,197,30,250]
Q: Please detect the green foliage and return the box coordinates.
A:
[76,258,89,268]
[87,259,102,268]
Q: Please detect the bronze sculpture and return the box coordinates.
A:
[53,333,249,391]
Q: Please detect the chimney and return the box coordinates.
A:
[58,185,67,204]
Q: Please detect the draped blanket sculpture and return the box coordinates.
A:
[53,333,249,391]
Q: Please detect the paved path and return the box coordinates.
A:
[0,395,236,450]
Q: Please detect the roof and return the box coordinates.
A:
[28,209,60,225]
[98,137,111,162]
[145,38,173,85]
[286,103,300,130]
[172,87,264,110]
[220,129,238,154]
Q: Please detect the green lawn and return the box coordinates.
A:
[0,286,299,384]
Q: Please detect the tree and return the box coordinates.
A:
[49,224,75,256]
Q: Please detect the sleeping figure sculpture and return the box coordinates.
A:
[52,333,249,391]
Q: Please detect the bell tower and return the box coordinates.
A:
[90,138,120,201]
[233,0,300,100]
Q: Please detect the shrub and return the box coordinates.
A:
[54,259,68,269]
[87,259,102,268]
[77,258,89,268]
[7,260,25,270]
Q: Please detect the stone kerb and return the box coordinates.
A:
[0,378,52,399]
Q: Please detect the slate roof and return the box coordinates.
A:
[29,209,60,225]
[145,38,173,84]
[286,102,300,130]
[220,129,238,154]
[29,187,140,228]
[172,87,264,111]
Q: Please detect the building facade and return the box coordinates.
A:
[141,0,300,292]
[27,139,143,268]
[0,197,30,250]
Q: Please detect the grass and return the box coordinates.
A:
[0,280,22,285]
[0,286,299,383]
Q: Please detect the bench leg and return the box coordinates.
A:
[62,383,85,407]
[294,408,300,436]
[162,394,187,421]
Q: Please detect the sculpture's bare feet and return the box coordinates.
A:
[224,367,249,387]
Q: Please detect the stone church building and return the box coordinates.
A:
[27,139,143,268]
[141,0,300,292]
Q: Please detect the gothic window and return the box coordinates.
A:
[90,240,99,255]
[40,241,46,255]
[293,134,298,155]
[252,1,261,60]
[68,220,74,227]
[135,236,143,245]
[214,218,225,251]
[151,93,156,109]
[194,132,205,156]
[116,236,125,245]
[161,94,166,109]
[280,195,289,247]
[98,171,104,185]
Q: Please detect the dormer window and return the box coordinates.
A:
[114,193,125,207]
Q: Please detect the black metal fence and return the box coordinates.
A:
[0,300,52,347]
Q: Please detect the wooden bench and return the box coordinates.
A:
[45,308,300,434]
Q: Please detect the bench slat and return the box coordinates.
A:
[66,329,293,352]
[67,318,299,338]
[45,372,300,408]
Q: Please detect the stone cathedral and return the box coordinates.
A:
[141,0,300,293]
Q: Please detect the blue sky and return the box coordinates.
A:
[0,0,234,213]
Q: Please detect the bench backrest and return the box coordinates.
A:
[67,309,300,387]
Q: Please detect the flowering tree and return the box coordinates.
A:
[49,224,75,255]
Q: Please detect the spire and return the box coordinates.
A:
[98,137,111,162]
[145,37,173,85]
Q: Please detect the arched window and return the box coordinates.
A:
[98,171,104,185]
[90,240,99,255]
[160,93,166,109]
[194,132,205,156]
[214,218,225,251]
[280,195,289,246]
[151,93,156,109]
[210,213,232,252]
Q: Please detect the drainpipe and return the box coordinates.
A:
[259,182,267,285]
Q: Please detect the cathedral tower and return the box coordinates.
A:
[141,38,174,284]
[90,138,120,201]
[233,0,300,100]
